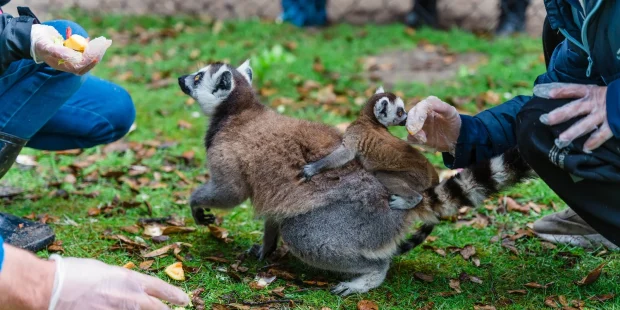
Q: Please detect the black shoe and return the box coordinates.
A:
[405,0,438,28]
[0,213,55,252]
[495,0,529,36]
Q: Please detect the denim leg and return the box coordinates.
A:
[0,20,89,139]
[27,76,135,150]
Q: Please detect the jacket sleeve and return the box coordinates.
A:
[443,95,531,169]
[606,79,620,137]
[0,13,35,73]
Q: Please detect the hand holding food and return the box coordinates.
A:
[30,24,112,75]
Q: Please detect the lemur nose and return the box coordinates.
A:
[178,76,191,95]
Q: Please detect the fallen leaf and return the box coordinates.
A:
[460,245,476,260]
[152,235,170,243]
[123,262,136,269]
[508,290,527,295]
[142,244,177,258]
[545,295,559,308]
[524,282,554,289]
[418,301,434,310]
[227,304,250,310]
[558,295,569,307]
[165,262,185,281]
[473,305,496,310]
[541,242,557,250]
[501,238,520,255]
[162,226,196,235]
[64,174,77,184]
[504,197,530,215]
[121,225,141,234]
[47,240,64,253]
[208,225,233,243]
[269,286,286,298]
[449,279,462,293]
[472,256,481,267]
[178,120,192,129]
[302,279,329,287]
[190,287,206,310]
[414,272,434,283]
[438,291,459,297]
[357,300,379,310]
[249,273,276,290]
[588,294,615,302]
[575,262,605,286]
[268,268,296,280]
[469,276,483,284]
[206,256,230,263]
[139,260,154,270]
[435,248,447,257]
[104,234,148,249]
[143,224,164,237]
[87,208,101,217]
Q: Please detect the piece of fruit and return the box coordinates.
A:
[64,34,88,52]
[164,262,185,281]
[123,262,136,269]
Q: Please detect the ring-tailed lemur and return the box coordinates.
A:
[179,60,533,296]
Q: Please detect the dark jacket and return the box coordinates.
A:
[0,1,38,74]
[445,0,620,168]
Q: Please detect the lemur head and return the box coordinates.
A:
[178,60,253,115]
[366,86,407,127]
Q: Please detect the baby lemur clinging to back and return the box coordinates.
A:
[301,87,439,211]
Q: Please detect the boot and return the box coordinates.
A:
[496,0,530,36]
[0,132,55,252]
[405,0,438,28]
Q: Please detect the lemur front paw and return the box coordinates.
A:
[299,164,318,182]
[248,243,273,261]
[192,207,216,225]
[389,193,423,210]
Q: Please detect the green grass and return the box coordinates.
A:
[3,11,619,309]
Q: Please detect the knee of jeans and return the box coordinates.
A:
[106,88,136,143]
[43,20,88,39]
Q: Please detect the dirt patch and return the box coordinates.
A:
[363,47,487,87]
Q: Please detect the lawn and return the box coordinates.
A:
[2,10,619,309]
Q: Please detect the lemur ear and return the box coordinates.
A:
[237,59,253,84]
[375,86,385,94]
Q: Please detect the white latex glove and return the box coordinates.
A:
[30,24,111,75]
[406,96,462,154]
[48,255,190,310]
[535,83,612,153]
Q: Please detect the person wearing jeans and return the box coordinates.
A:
[407,0,619,250]
[0,2,189,308]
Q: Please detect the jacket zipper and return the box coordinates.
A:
[559,0,604,77]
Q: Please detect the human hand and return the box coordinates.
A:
[30,24,112,75]
[49,255,190,310]
[406,96,461,153]
[535,83,611,153]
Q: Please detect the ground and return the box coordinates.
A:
[2,10,619,310]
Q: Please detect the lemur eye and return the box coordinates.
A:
[193,72,204,85]
[397,109,404,117]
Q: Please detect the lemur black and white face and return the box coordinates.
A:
[178,60,253,115]
[373,87,407,127]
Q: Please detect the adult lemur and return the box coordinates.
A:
[179,60,532,296]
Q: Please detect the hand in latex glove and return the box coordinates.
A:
[48,255,189,310]
[535,83,612,153]
[406,96,461,153]
[30,24,111,75]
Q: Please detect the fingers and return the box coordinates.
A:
[533,83,590,99]
[539,99,588,126]
[133,271,190,306]
[407,129,427,144]
[137,295,171,310]
[76,59,98,75]
[406,101,431,135]
[584,122,614,153]
[555,115,600,148]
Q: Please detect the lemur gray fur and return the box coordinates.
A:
[179,60,534,296]
[301,87,439,211]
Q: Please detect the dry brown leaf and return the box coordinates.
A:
[208,225,233,243]
[268,268,296,280]
[205,256,230,263]
[507,290,527,295]
[588,294,615,302]
[460,245,476,260]
[558,295,569,307]
[544,295,559,308]
[541,242,557,250]
[269,286,286,298]
[87,208,101,217]
[472,256,481,267]
[501,238,520,255]
[435,248,447,257]
[164,262,185,281]
[249,273,276,290]
[357,300,379,310]
[524,282,554,289]
[469,276,483,284]
[505,197,530,215]
[438,291,459,297]
[473,305,496,310]
[418,301,434,310]
[47,240,64,253]
[571,299,585,308]
[105,234,148,249]
[302,279,329,287]
[139,260,154,270]
[143,224,164,237]
[227,304,250,310]
[162,226,196,235]
[414,272,434,283]
[177,120,192,130]
[121,225,140,234]
[576,262,605,286]
[142,244,177,258]
[123,262,136,269]
[449,279,462,293]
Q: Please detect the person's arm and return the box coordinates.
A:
[443,95,531,168]
[0,13,36,73]
[606,79,620,138]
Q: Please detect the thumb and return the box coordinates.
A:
[133,271,190,306]
[407,130,427,144]
[406,99,432,135]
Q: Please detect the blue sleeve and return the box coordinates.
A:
[0,13,35,74]
[606,79,620,137]
[443,95,531,169]
[0,236,4,272]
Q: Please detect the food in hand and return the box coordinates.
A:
[165,262,186,281]
[64,34,88,52]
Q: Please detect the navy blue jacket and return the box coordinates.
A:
[444,0,620,168]
[0,0,38,74]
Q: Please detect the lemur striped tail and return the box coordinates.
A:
[398,147,533,254]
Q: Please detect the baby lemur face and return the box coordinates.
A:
[373,87,407,127]
[178,60,253,115]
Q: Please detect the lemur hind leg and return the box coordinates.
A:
[374,171,424,210]
[249,218,280,261]
[330,261,390,296]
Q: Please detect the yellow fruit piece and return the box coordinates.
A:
[123,262,136,269]
[63,34,88,52]
[165,262,185,281]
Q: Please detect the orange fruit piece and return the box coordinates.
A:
[165,262,185,281]
[64,34,88,52]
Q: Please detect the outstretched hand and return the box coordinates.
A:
[535,83,612,153]
[406,96,461,154]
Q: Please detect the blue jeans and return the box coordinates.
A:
[0,20,135,151]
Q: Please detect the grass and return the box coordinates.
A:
[3,10,619,309]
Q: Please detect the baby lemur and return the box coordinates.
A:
[180,60,533,296]
[301,87,439,212]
